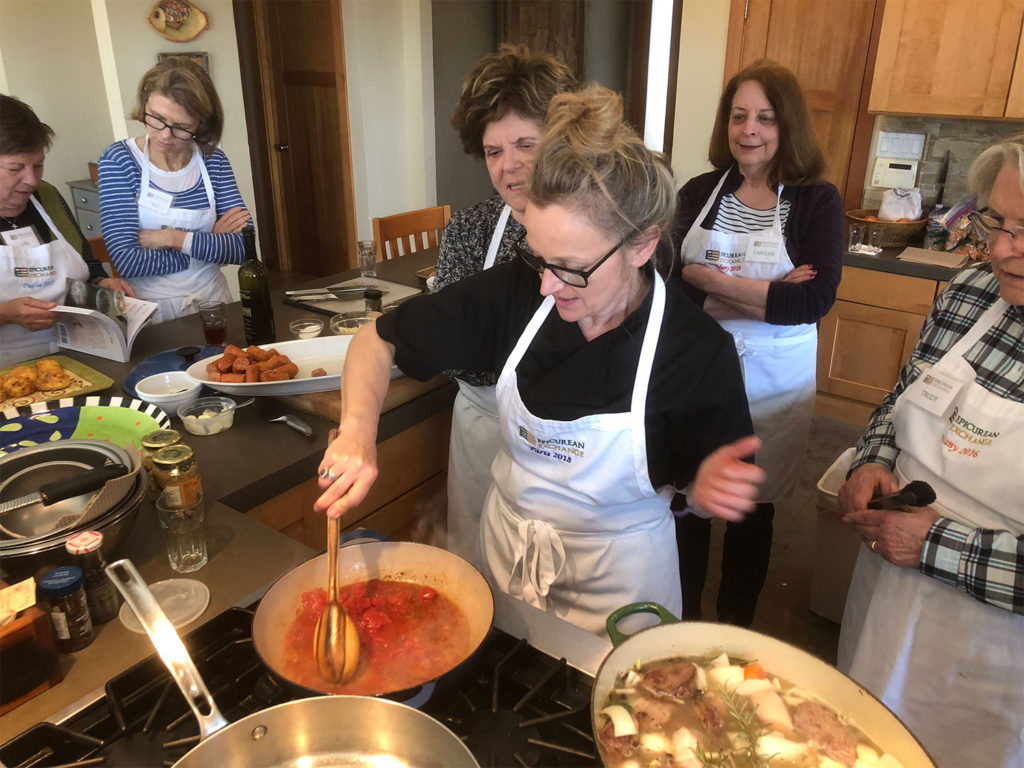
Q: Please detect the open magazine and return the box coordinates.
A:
[53,279,158,362]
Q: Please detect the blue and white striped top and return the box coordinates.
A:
[97,139,248,279]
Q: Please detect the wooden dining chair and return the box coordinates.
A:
[87,236,121,278]
[371,204,452,261]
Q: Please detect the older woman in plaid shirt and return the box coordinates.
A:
[838,138,1024,767]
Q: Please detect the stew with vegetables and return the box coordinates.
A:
[598,654,905,768]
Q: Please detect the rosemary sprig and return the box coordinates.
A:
[691,685,773,768]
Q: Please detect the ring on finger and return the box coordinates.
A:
[318,467,338,481]
[870,539,878,552]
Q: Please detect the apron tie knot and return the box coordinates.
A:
[507,518,565,610]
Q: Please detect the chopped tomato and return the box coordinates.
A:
[300,588,327,622]
[362,608,392,633]
[419,587,437,601]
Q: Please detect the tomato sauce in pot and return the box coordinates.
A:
[282,578,472,694]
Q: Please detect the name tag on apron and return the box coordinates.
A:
[1,226,42,247]
[138,187,173,215]
[704,248,744,273]
[910,368,968,417]
[746,235,783,263]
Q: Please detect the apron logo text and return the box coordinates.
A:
[517,426,586,463]
[703,249,743,273]
[947,406,1000,446]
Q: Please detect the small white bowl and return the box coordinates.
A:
[136,371,202,414]
[329,312,372,336]
[177,396,236,436]
[289,318,324,339]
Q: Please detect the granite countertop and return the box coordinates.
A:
[844,245,963,282]
[0,250,452,736]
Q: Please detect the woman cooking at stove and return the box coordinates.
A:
[98,56,250,322]
[436,45,576,567]
[1,95,134,367]
[672,60,843,626]
[316,84,764,634]
[838,138,1024,767]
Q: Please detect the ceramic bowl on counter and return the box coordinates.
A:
[177,396,236,436]
[329,312,373,336]
[136,371,203,414]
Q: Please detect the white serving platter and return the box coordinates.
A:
[184,336,400,396]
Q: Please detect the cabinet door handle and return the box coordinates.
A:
[79,197,88,203]
[85,224,94,231]
[275,144,290,151]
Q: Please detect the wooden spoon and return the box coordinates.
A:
[314,516,359,682]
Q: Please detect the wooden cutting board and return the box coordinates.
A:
[277,374,450,423]
[286,277,423,315]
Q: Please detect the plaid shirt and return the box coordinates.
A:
[852,262,1024,615]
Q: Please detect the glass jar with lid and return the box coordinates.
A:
[38,566,93,653]
[152,444,202,507]
[141,429,182,499]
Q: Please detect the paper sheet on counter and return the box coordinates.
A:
[896,247,968,269]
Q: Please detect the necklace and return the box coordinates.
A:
[0,213,21,228]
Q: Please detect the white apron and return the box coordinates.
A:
[129,138,229,322]
[0,197,90,366]
[839,298,1024,767]
[446,204,510,567]
[480,274,682,634]
[679,170,817,501]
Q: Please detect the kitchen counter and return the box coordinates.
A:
[844,245,963,283]
[0,250,453,736]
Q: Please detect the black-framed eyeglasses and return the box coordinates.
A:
[516,235,628,288]
[968,208,1024,246]
[143,112,196,141]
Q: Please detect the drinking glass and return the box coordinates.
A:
[848,223,866,253]
[197,301,227,347]
[868,225,884,252]
[357,240,378,278]
[156,490,208,573]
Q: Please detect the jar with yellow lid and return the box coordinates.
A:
[141,429,182,499]
[152,444,202,507]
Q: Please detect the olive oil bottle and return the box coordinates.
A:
[238,225,275,345]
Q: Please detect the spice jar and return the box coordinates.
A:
[65,531,121,624]
[141,429,182,499]
[152,444,203,507]
[364,288,383,314]
[38,566,93,653]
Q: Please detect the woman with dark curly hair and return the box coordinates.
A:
[314,85,761,633]
[672,61,844,627]
[98,56,251,322]
[436,45,577,567]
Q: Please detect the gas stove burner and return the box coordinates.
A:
[1,608,600,768]
[436,636,597,767]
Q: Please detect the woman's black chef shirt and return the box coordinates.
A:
[375,258,754,491]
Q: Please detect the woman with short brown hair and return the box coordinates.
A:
[672,60,844,627]
[98,56,250,322]
[436,45,576,567]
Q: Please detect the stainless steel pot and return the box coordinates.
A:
[252,540,494,698]
[106,558,480,768]
[592,603,935,767]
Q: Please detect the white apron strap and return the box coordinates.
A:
[483,204,511,271]
[29,197,74,248]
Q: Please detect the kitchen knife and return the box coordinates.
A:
[866,480,936,510]
[254,398,313,438]
[0,464,129,517]
[935,151,950,206]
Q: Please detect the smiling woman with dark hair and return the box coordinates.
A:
[313,85,763,635]
[671,60,844,628]
[0,94,133,366]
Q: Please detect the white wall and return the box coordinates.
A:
[670,0,730,188]
[342,0,435,242]
[0,0,112,192]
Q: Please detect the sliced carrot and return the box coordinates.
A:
[743,662,766,680]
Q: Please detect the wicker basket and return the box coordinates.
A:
[845,209,927,248]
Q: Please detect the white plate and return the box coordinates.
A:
[119,578,210,633]
[184,336,401,396]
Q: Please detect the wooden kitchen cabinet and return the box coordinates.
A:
[869,0,1024,118]
[725,0,877,199]
[816,267,940,425]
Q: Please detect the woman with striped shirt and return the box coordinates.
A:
[671,61,844,626]
[98,56,250,322]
